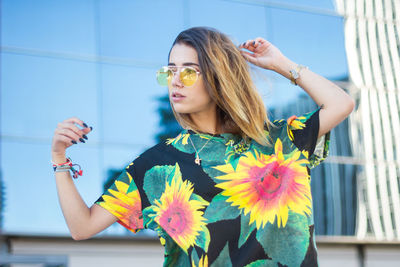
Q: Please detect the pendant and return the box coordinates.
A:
[195,155,201,165]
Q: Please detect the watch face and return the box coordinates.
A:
[290,69,299,79]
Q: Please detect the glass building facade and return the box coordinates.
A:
[1,0,354,238]
[336,0,400,240]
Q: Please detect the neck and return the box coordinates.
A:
[189,106,220,134]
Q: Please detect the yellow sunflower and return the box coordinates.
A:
[166,133,190,145]
[152,168,209,252]
[166,132,213,146]
[98,172,143,232]
[213,138,311,229]
[287,115,306,141]
[192,254,208,267]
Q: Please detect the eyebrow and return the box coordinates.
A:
[168,62,200,67]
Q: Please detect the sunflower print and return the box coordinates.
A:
[213,138,312,229]
[95,108,329,266]
[149,167,209,253]
[97,171,143,232]
[166,132,190,145]
[166,131,215,146]
[287,115,306,141]
[192,255,208,267]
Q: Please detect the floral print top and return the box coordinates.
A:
[95,108,330,267]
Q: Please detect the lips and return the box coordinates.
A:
[172,91,185,98]
[171,91,186,103]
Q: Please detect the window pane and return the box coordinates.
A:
[1,141,102,235]
[273,0,335,10]
[101,64,163,147]
[189,0,268,43]
[267,7,348,79]
[1,0,96,54]
[98,0,184,63]
[1,53,99,141]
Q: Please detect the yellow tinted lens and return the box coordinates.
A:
[180,67,197,86]
[156,67,172,86]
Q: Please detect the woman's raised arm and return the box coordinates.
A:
[240,38,355,138]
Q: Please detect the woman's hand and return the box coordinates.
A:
[239,37,285,71]
[51,117,92,163]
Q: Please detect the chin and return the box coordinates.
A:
[174,108,193,114]
[171,104,193,114]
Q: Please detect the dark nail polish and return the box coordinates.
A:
[83,122,88,128]
[253,41,255,45]
[90,126,93,131]
[83,134,88,140]
[243,42,246,46]
[79,138,85,143]
[71,140,77,144]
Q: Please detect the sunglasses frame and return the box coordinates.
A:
[156,66,201,87]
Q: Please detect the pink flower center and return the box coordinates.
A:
[159,205,188,235]
[250,161,292,200]
[128,207,143,229]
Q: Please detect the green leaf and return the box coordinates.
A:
[190,246,200,265]
[256,212,310,267]
[239,213,256,248]
[230,157,240,171]
[190,193,208,205]
[212,242,232,267]
[203,194,240,223]
[143,164,177,203]
[244,259,275,267]
[163,235,191,265]
[195,225,211,252]
[202,166,225,183]
[142,206,158,230]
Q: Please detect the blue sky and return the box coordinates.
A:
[0,0,347,236]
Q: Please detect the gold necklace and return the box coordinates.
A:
[188,133,215,165]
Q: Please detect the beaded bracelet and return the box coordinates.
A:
[52,157,83,179]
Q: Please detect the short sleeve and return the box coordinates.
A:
[287,107,330,169]
[95,162,143,233]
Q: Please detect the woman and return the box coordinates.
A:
[51,27,354,266]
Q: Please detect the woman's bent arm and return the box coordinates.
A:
[55,169,117,240]
[52,117,117,240]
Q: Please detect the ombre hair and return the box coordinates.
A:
[169,27,271,146]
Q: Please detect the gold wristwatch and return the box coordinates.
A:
[289,64,308,85]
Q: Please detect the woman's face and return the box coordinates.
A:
[168,43,216,116]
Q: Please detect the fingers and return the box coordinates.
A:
[253,37,269,46]
[51,118,93,157]
[64,117,89,129]
[55,127,84,144]
[239,37,269,52]
[56,134,78,146]
[240,51,258,65]
[239,40,257,52]
[56,118,93,145]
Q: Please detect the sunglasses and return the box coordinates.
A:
[156,66,201,87]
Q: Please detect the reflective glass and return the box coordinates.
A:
[1,141,102,235]
[267,7,348,79]
[1,0,96,54]
[189,0,268,44]
[98,0,184,63]
[101,64,163,147]
[275,0,336,10]
[0,53,99,141]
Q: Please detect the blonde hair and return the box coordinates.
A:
[169,27,271,146]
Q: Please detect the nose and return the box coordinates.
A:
[170,69,183,88]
